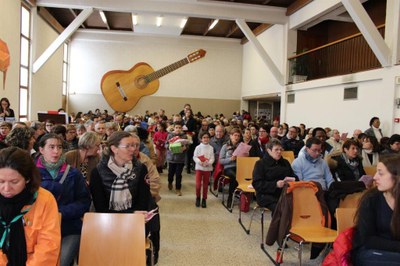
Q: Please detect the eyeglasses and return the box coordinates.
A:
[118,143,140,149]
[259,130,267,133]
[309,148,322,154]
[46,124,53,127]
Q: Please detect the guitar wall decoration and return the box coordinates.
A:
[101,49,206,112]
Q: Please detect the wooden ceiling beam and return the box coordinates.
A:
[38,7,64,34]
[24,0,36,7]
[226,24,239,38]
[240,23,272,44]
[286,0,313,16]
[69,9,86,28]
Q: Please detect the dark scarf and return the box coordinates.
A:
[0,189,37,266]
[341,153,361,180]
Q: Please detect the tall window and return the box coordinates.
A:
[62,43,68,96]
[19,4,31,121]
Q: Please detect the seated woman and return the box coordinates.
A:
[358,134,380,167]
[352,154,400,265]
[36,133,91,266]
[252,139,295,214]
[219,127,243,207]
[330,139,366,181]
[89,131,159,263]
[65,131,101,185]
[0,147,60,265]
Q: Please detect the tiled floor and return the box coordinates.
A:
[157,171,326,265]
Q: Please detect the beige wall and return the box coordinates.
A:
[68,93,240,118]
[0,0,21,116]
[31,11,64,120]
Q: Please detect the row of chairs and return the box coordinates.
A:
[210,152,370,265]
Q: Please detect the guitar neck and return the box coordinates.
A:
[144,58,189,83]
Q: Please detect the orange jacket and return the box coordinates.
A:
[0,188,61,266]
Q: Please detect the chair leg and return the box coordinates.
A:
[260,207,265,244]
[210,176,219,197]
[298,241,304,266]
[278,233,290,263]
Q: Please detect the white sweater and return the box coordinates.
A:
[193,143,215,171]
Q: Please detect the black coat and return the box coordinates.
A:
[252,154,295,210]
[331,154,365,182]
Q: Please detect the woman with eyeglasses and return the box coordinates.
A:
[36,133,91,266]
[90,131,156,214]
[0,147,61,265]
[44,119,55,134]
[252,139,296,214]
[90,131,159,263]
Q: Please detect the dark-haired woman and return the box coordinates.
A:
[89,131,159,263]
[0,147,60,265]
[219,127,243,207]
[0,98,15,118]
[36,133,91,266]
[352,155,400,265]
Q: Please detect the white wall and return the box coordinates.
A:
[68,32,243,114]
[241,24,285,98]
[0,0,21,115]
[285,67,400,135]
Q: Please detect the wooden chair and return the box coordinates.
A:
[280,182,337,265]
[230,157,259,229]
[228,157,258,210]
[336,208,356,234]
[339,191,364,208]
[363,166,377,176]
[281,150,295,164]
[79,213,146,266]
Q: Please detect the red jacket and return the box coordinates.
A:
[323,227,354,266]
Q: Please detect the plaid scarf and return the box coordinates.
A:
[107,157,136,211]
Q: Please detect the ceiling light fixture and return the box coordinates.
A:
[156,16,163,27]
[131,14,138,26]
[180,18,188,29]
[99,11,107,24]
[209,19,219,30]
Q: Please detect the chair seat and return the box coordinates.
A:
[236,183,255,193]
[290,226,337,243]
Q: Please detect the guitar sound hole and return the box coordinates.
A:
[135,76,148,89]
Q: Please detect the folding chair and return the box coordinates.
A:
[336,208,356,234]
[228,157,259,213]
[281,150,295,164]
[279,182,337,265]
[79,213,146,266]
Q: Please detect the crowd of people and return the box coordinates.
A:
[0,99,399,265]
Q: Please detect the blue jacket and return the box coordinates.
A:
[37,160,91,237]
[291,149,334,190]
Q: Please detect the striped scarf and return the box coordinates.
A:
[107,157,136,211]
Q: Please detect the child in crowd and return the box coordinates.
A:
[193,132,215,207]
[0,121,12,142]
[166,122,188,196]
[153,122,168,173]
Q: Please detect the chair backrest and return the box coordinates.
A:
[236,157,259,184]
[336,208,356,234]
[281,151,295,164]
[291,184,324,228]
[339,192,364,208]
[79,213,146,266]
[363,166,377,176]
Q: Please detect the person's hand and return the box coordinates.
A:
[230,155,237,161]
[277,180,285,188]
[135,207,158,223]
